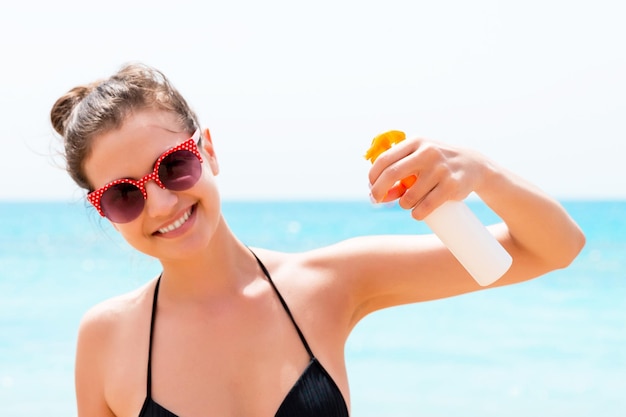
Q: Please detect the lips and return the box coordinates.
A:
[156,206,193,234]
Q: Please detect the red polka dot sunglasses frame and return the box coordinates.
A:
[87,129,203,223]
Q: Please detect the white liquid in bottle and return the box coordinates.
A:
[423,200,512,286]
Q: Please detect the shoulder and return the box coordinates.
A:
[248,244,353,290]
[74,279,158,416]
[248,242,378,324]
[76,279,156,359]
[79,280,154,328]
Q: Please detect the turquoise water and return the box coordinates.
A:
[0,200,624,417]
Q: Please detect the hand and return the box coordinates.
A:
[367,137,486,220]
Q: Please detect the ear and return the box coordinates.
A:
[201,128,220,175]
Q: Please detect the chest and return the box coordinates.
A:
[108,287,316,417]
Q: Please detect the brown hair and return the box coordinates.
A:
[50,63,200,190]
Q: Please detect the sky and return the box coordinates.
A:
[1,0,624,202]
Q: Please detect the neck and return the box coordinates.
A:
[157,217,260,302]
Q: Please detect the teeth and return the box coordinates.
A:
[158,208,191,234]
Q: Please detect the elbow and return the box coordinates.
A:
[554,226,586,270]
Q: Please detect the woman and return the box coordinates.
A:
[51,63,585,417]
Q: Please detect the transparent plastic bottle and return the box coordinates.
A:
[423,200,512,286]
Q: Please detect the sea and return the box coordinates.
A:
[0,200,624,417]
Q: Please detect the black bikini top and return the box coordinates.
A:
[137,252,350,417]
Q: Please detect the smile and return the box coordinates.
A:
[157,207,193,234]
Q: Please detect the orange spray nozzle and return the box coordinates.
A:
[365,130,416,188]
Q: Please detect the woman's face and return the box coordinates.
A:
[83,109,222,261]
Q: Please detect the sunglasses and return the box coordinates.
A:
[87,129,203,223]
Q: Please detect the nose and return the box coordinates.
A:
[143,180,179,219]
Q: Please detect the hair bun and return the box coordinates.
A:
[50,83,98,136]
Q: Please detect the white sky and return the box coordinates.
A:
[1,0,624,201]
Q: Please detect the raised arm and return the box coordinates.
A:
[333,136,585,323]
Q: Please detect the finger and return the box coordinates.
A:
[398,167,439,210]
[378,174,418,202]
[380,182,408,202]
[410,183,450,220]
[368,140,418,188]
[370,163,421,203]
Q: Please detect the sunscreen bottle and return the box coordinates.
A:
[423,200,512,286]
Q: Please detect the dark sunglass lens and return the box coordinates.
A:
[159,150,201,191]
[100,183,145,223]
